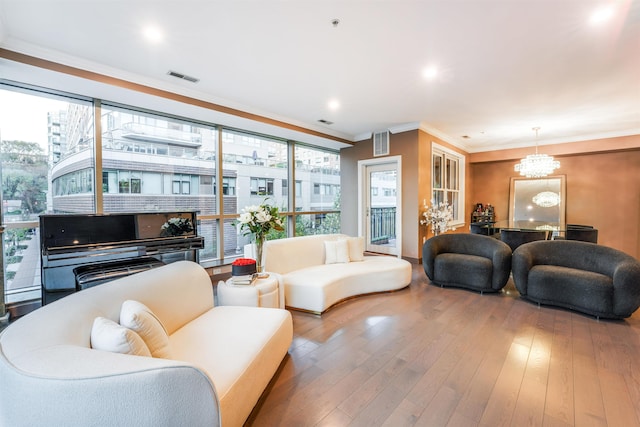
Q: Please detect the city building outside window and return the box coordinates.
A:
[250,177,274,196]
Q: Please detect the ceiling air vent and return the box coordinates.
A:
[167,70,200,83]
[373,130,390,157]
[318,119,334,125]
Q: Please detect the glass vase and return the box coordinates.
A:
[255,236,266,276]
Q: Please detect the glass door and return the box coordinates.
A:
[364,162,400,255]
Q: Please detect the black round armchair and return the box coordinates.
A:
[422,233,512,293]
[512,240,640,319]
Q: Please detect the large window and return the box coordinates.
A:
[294,146,341,236]
[0,87,93,305]
[432,143,465,225]
[0,82,341,310]
[222,130,288,256]
[99,106,218,261]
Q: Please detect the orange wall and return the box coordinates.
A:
[341,129,472,261]
[471,144,640,259]
[343,132,640,261]
[340,130,423,259]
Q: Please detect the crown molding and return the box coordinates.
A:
[418,122,471,152]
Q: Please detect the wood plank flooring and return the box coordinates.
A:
[246,264,640,427]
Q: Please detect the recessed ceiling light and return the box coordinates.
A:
[328,99,340,110]
[422,66,438,80]
[590,6,614,25]
[143,26,163,43]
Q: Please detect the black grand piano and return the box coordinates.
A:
[40,211,204,305]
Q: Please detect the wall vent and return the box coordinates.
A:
[373,130,390,157]
[167,70,200,83]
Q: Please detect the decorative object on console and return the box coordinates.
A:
[233,200,284,274]
[160,216,194,237]
[471,203,495,223]
[231,258,257,276]
[421,199,456,236]
[514,127,560,178]
[231,258,258,285]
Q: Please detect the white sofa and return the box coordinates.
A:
[263,234,412,314]
[0,261,292,427]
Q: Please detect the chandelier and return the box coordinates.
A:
[532,191,560,207]
[514,127,560,178]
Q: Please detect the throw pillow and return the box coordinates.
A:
[90,316,151,357]
[324,239,350,264]
[120,300,172,359]
[347,236,365,262]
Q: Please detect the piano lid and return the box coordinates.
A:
[40,212,198,251]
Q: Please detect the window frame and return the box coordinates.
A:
[432,142,465,227]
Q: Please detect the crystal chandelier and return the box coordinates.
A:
[514,127,560,178]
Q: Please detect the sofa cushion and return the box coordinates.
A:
[433,253,493,291]
[347,236,365,262]
[90,317,151,357]
[169,306,292,427]
[120,300,172,359]
[264,234,350,274]
[324,239,350,264]
[527,265,614,315]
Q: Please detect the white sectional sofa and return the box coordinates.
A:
[264,234,412,314]
[0,261,292,427]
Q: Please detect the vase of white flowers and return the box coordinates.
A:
[421,199,456,236]
[233,201,284,273]
[160,217,194,237]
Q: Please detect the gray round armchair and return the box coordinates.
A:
[512,240,640,319]
[422,233,512,293]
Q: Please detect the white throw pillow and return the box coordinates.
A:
[347,236,365,262]
[120,300,172,359]
[325,239,350,264]
[90,316,151,357]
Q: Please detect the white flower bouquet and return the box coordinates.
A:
[160,217,194,237]
[421,199,456,235]
[234,201,285,241]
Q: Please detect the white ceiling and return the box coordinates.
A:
[0,0,639,152]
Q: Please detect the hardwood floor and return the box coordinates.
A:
[247,264,640,427]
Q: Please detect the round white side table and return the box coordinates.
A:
[217,272,284,309]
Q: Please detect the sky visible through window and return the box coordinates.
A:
[0,90,67,150]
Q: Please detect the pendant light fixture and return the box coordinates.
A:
[514,127,560,178]
[532,191,561,207]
